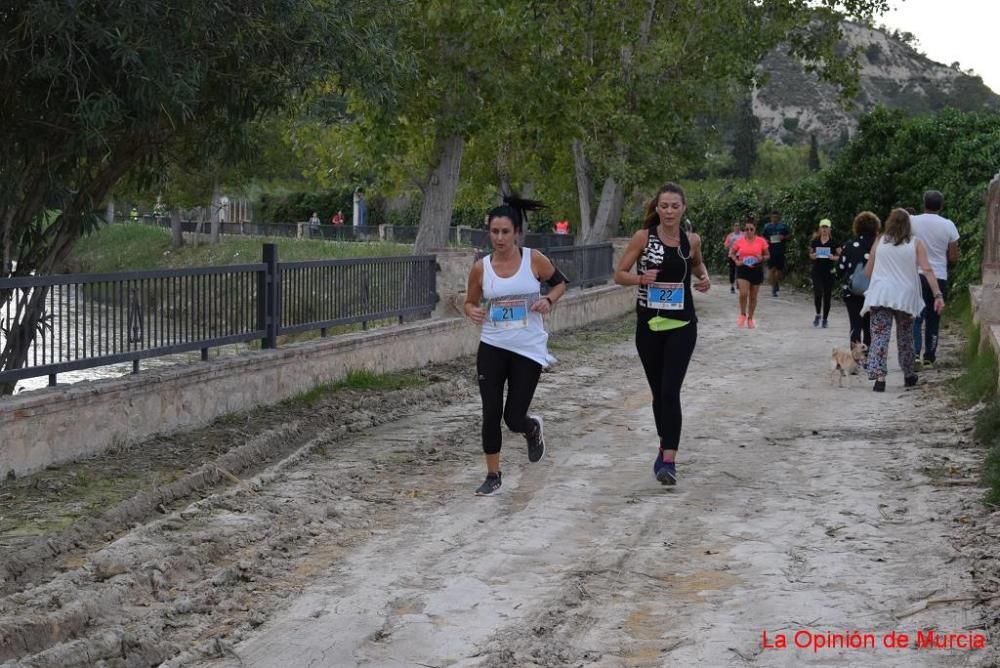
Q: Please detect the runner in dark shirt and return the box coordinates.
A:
[761,210,790,297]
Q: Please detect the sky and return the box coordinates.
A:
[882,0,1000,93]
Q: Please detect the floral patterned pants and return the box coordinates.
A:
[866,307,915,380]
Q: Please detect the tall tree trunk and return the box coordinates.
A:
[105,200,115,225]
[2,208,12,275]
[585,176,625,244]
[572,139,594,243]
[210,183,221,243]
[170,209,184,248]
[414,134,464,254]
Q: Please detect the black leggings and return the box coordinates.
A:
[843,294,871,347]
[476,342,542,455]
[812,270,835,319]
[635,319,698,452]
[727,258,737,285]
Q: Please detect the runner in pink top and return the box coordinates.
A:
[728,218,770,328]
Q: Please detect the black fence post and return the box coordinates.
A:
[259,243,279,349]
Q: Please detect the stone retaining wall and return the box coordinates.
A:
[0,283,634,480]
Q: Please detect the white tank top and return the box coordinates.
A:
[861,235,924,317]
[480,248,555,368]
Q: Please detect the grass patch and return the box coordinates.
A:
[281,369,428,409]
[549,316,632,352]
[949,290,1000,504]
[950,290,998,406]
[64,223,412,273]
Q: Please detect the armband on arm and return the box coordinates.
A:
[545,267,569,287]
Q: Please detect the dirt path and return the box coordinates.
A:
[1,284,992,667]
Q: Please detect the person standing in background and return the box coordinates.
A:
[910,190,959,369]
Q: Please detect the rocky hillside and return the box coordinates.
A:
[754,21,1000,144]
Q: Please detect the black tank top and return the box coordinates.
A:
[636,225,697,323]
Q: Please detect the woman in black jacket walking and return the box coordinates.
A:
[838,211,881,348]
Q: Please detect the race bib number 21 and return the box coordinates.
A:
[489,299,528,329]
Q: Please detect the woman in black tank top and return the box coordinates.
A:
[614,183,711,487]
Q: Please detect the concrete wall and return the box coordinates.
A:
[0,283,635,480]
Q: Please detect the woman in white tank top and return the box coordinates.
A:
[463,195,568,496]
[861,208,945,392]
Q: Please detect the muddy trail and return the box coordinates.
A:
[1,284,997,667]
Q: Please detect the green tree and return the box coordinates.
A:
[733,96,761,179]
[303,0,891,249]
[0,0,402,392]
[808,133,822,171]
[555,0,891,243]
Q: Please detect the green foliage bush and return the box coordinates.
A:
[256,188,357,224]
[689,107,1000,291]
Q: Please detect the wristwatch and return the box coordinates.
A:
[934,293,944,299]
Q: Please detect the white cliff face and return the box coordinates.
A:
[753,21,999,144]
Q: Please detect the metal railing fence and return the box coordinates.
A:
[0,245,438,387]
[460,228,576,250]
[121,218,579,248]
[279,255,437,336]
[0,265,265,385]
[545,243,615,289]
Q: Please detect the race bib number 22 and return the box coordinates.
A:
[648,282,684,310]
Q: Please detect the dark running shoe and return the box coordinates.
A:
[526,415,545,463]
[475,472,502,496]
[656,461,677,486]
[873,379,886,392]
[653,447,665,476]
[904,374,919,388]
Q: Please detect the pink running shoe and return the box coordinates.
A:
[747,318,756,329]
[737,314,747,328]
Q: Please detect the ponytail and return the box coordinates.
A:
[486,193,546,232]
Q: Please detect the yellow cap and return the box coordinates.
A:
[819,218,832,227]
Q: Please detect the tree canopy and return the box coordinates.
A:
[0,0,404,391]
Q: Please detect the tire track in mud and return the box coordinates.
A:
[1,286,991,667]
[191,287,986,668]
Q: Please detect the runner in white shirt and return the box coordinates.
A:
[463,195,568,496]
[910,190,959,367]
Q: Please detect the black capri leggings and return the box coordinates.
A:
[727,258,737,285]
[843,293,871,347]
[812,269,835,319]
[635,319,698,451]
[476,342,542,455]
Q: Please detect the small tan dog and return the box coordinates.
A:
[830,342,868,387]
